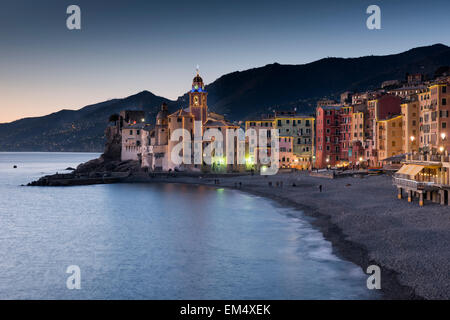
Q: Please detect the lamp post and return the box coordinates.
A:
[358,157,364,169]
[409,135,416,153]
[441,133,447,156]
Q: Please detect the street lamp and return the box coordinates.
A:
[410,136,415,142]
[439,146,445,153]
[441,133,447,140]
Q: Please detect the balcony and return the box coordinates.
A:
[406,153,449,163]
[393,177,438,191]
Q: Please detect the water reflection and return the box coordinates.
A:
[0,153,379,299]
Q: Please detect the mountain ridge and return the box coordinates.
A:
[1,43,450,151]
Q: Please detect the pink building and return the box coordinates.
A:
[279,136,294,168]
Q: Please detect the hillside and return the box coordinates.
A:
[1,43,450,152]
[0,92,176,151]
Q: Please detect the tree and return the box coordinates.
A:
[109,114,119,123]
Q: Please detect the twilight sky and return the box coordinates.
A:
[0,0,449,123]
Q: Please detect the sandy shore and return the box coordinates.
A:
[128,171,450,300]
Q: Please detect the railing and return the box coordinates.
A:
[393,177,438,190]
[405,153,449,163]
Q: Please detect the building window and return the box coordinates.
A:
[443,98,447,106]
[130,130,133,135]
[443,122,447,129]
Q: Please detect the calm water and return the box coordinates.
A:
[0,152,378,299]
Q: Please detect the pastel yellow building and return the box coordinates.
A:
[351,111,365,143]
[418,84,450,152]
[401,99,420,154]
[377,115,404,162]
[273,116,315,169]
[246,113,315,169]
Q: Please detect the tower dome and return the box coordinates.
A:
[192,71,205,91]
[156,103,169,125]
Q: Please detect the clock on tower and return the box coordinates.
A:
[189,71,208,124]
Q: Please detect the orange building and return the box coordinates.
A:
[377,115,404,162]
[418,83,450,153]
[401,98,420,154]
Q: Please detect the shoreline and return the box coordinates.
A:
[125,173,420,300]
[28,166,450,300]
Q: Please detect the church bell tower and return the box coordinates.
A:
[189,69,208,124]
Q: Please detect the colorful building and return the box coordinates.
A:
[339,106,352,165]
[246,111,315,169]
[418,83,450,153]
[377,115,404,162]
[401,98,420,154]
[316,106,341,168]
[273,114,315,169]
[350,104,367,144]
[366,95,402,166]
[279,136,294,168]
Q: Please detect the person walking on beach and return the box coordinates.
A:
[319,184,322,193]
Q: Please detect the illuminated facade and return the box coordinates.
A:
[401,99,420,154]
[316,105,341,168]
[136,72,242,172]
[377,115,403,162]
[418,84,450,153]
[246,112,315,169]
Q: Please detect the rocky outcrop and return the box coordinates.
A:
[28,118,142,186]
[74,158,141,174]
[102,126,122,161]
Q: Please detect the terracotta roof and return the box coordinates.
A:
[320,105,343,111]
[204,119,238,127]
[168,109,194,117]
